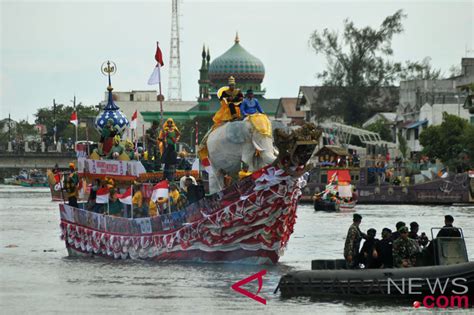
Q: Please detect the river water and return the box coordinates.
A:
[1,185,473,314]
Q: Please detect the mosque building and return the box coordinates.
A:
[140,34,280,123]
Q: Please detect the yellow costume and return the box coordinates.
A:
[148,199,158,217]
[169,189,180,205]
[132,190,143,208]
[158,118,180,155]
[238,170,253,180]
[212,76,244,125]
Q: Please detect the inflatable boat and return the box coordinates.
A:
[277,230,474,305]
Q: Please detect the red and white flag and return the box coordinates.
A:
[148,42,164,85]
[96,187,110,204]
[117,187,132,205]
[151,180,169,202]
[201,157,214,175]
[130,110,138,130]
[70,111,78,126]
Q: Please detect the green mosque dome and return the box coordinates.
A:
[208,34,265,84]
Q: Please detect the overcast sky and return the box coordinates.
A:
[1,0,473,121]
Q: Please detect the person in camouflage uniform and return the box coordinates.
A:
[393,226,421,268]
[344,213,366,268]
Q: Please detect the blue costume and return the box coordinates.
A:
[240,98,263,116]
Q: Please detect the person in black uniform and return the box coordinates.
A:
[437,215,462,237]
[360,228,379,268]
[409,221,429,247]
[375,228,393,268]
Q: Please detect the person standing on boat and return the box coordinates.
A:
[146,120,161,170]
[344,213,366,268]
[393,226,420,268]
[99,119,118,156]
[409,221,429,247]
[375,228,393,268]
[107,135,124,159]
[179,167,197,191]
[159,118,180,181]
[390,221,406,241]
[360,228,379,268]
[64,164,79,208]
[437,215,462,237]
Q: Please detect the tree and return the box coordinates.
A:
[35,104,100,142]
[309,10,406,125]
[419,113,474,170]
[365,120,393,142]
[397,132,409,159]
[400,57,442,81]
[309,10,441,125]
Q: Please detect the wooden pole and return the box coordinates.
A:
[130,184,134,219]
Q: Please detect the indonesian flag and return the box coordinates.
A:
[130,110,138,130]
[201,157,214,175]
[96,187,110,204]
[70,111,78,126]
[117,187,132,205]
[148,42,164,85]
[151,180,168,202]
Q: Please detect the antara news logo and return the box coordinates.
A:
[387,277,470,309]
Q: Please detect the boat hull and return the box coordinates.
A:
[59,165,305,265]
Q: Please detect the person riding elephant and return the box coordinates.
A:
[240,89,263,118]
[159,118,181,181]
[213,76,243,125]
[99,118,118,156]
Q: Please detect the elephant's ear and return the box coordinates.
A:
[225,121,249,144]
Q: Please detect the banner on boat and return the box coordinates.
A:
[77,158,146,178]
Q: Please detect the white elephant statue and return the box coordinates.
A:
[206,119,279,193]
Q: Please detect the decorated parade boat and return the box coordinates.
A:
[4,169,49,187]
[58,59,321,264]
[313,169,357,211]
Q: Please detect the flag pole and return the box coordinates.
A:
[157,41,164,127]
[130,184,134,219]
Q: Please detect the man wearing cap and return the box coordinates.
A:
[390,221,406,241]
[393,226,421,268]
[240,90,263,118]
[215,76,243,123]
[344,213,366,268]
[146,120,161,170]
[437,215,462,237]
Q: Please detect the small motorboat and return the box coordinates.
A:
[313,169,357,212]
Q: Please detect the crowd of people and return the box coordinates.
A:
[83,168,206,218]
[344,213,462,269]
